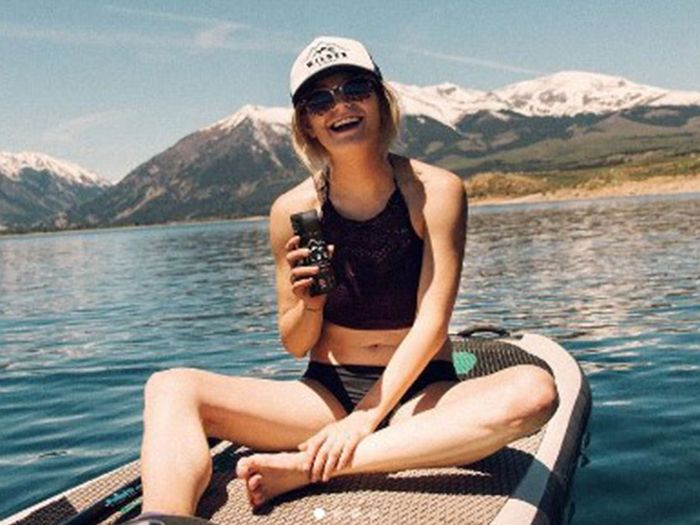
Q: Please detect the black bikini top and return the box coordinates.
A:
[320,178,424,330]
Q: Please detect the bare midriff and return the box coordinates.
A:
[309,321,453,366]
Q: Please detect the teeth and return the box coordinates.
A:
[331,117,361,129]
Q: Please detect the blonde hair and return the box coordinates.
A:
[291,79,401,182]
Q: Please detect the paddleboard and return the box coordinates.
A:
[2,330,590,525]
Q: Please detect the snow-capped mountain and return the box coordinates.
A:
[391,82,508,126]
[392,71,700,124]
[183,72,700,135]
[494,71,700,117]
[204,104,292,135]
[0,151,112,229]
[202,105,293,169]
[63,104,300,227]
[45,70,700,230]
[0,151,111,187]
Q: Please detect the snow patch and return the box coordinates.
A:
[196,72,700,139]
[203,105,292,135]
[492,70,700,117]
[202,105,292,168]
[0,151,111,187]
[390,81,508,127]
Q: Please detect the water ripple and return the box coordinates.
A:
[1,199,699,523]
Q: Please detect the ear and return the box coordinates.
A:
[301,114,316,139]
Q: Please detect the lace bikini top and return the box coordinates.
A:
[320,180,424,330]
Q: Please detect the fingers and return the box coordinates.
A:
[321,441,343,482]
[285,237,318,298]
[302,434,325,472]
[285,235,310,267]
[310,434,356,483]
[300,421,363,484]
[337,435,358,471]
[284,235,300,252]
[289,264,318,283]
[285,246,310,268]
[311,440,333,483]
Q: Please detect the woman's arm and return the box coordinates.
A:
[269,189,327,358]
[353,163,467,425]
[300,164,468,481]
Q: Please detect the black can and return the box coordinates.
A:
[290,210,336,296]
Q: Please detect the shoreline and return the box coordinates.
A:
[3,175,699,237]
[0,215,268,239]
[468,173,700,207]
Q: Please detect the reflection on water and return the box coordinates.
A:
[458,194,700,346]
[0,221,278,371]
[1,194,699,524]
[459,194,700,524]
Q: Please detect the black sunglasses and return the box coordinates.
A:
[298,77,377,115]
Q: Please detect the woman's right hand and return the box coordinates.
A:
[284,235,331,311]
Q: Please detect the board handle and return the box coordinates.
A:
[455,325,511,338]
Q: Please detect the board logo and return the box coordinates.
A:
[305,42,349,70]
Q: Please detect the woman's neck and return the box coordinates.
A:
[327,150,394,200]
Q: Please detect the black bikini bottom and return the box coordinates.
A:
[302,360,459,429]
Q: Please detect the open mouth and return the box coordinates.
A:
[329,116,363,133]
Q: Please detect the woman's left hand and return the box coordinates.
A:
[298,411,374,483]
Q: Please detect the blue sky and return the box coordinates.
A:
[2,0,698,182]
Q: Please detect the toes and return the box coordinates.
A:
[249,472,263,491]
[236,458,251,479]
[248,473,265,508]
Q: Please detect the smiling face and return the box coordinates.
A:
[299,71,383,156]
[291,72,401,173]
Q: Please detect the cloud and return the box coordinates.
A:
[400,46,546,75]
[193,23,238,50]
[41,110,138,145]
[103,5,237,27]
[104,5,245,50]
[0,21,192,49]
[0,18,287,54]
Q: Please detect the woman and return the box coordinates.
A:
[137,36,558,516]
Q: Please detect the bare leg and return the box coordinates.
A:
[240,365,557,507]
[140,367,346,515]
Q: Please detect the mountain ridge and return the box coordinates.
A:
[0,151,111,187]
[5,70,700,230]
[201,71,700,133]
[0,151,113,230]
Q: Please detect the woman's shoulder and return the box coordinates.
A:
[393,154,465,203]
[392,155,466,236]
[270,176,319,219]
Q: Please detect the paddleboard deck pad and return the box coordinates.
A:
[3,332,591,525]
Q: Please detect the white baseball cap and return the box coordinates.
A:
[290,36,382,104]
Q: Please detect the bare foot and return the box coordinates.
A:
[236,452,311,508]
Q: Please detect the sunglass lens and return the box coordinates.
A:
[342,78,374,100]
[305,91,334,114]
[302,77,375,114]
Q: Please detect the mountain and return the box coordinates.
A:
[493,71,700,117]
[390,82,508,125]
[391,71,700,122]
[52,71,700,229]
[62,105,300,227]
[393,73,700,173]
[0,151,111,230]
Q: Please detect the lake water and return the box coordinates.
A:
[1,193,699,523]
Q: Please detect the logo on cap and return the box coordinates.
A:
[305,42,349,70]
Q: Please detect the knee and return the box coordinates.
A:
[144,367,201,408]
[504,365,559,435]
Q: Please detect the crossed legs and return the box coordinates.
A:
[237,365,557,506]
[140,364,557,514]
